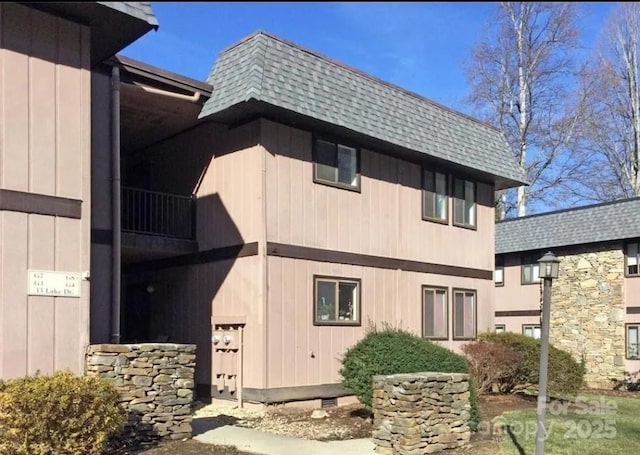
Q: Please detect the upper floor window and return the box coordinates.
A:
[314,276,361,326]
[521,253,540,284]
[453,289,476,340]
[422,170,448,223]
[495,256,504,286]
[453,178,476,228]
[422,286,448,340]
[626,242,640,276]
[313,138,360,191]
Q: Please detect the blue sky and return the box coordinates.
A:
[122,2,616,115]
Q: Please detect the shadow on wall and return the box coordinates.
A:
[121,193,245,391]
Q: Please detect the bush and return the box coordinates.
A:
[460,341,523,394]
[340,324,480,429]
[0,370,126,455]
[611,370,640,391]
[478,332,585,395]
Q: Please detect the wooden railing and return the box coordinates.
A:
[122,187,195,239]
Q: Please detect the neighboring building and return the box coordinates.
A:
[1,2,526,406]
[116,31,525,404]
[0,2,158,379]
[495,198,640,388]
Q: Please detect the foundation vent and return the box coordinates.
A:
[321,397,337,408]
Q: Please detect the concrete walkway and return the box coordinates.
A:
[193,418,376,455]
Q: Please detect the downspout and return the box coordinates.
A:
[111,66,122,344]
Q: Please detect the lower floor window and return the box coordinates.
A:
[523,324,541,339]
[495,324,506,333]
[628,324,640,359]
[314,276,361,325]
[422,287,448,339]
[453,289,476,340]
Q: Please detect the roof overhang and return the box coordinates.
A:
[200,99,526,190]
[19,2,158,66]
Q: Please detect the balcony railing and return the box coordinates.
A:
[122,187,195,240]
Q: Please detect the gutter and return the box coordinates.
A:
[111,66,122,343]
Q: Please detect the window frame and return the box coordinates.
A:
[312,136,361,192]
[313,275,362,326]
[522,324,542,339]
[421,168,449,224]
[495,255,504,287]
[521,253,541,285]
[452,288,477,340]
[421,285,449,340]
[625,241,640,277]
[452,177,477,230]
[626,324,640,360]
[495,324,506,334]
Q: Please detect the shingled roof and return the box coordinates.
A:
[98,2,158,27]
[199,31,526,189]
[496,198,640,254]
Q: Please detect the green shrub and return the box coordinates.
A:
[340,324,480,429]
[0,370,126,455]
[478,331,585,395]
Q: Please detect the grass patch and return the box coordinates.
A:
[493,394,640,454]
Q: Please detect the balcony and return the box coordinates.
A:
[121,187,197,263]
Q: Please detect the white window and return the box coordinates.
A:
[627,242,639,276]
[314,139,360,190]
[521,253,540,284]
[495,256,504,286]
[422,287,448,339]
[628,325,640,359]
[423,170,448,222]
[453,289,476,339]
[453,178,476,228]
[523,324,541,339]
[314,276,360,325]
[495,324,506,333]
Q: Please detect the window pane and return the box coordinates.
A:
[523,265,531,283]
[423,290,435,337]
[338,282,357,321]
[337,145,357,186]
[316,140,336,182]
[629,326,639,359]
[465,180,475,225]
[435,172,447,220]
[495,267,504,284]
[434,290,447,338]
[532,264,540,282]
[454,292,464,337]
[533,326,541,339]
[464,292,475,338]
[495,325,505,334]
[628,243,638,274]
[424,190,436,219]
[316,281,336,322]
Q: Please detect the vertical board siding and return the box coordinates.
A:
[0,3,90,379]
[261,119,494,271]
[266,256,494,388]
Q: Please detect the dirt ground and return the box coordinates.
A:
[106,393,539,454]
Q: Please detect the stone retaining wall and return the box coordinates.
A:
[372,372,471,455]
[85,343,196,441]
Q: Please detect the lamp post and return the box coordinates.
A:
[535,251,560,455]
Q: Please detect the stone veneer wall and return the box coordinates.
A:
[550,244,625,388]
[85,343,196,441]
[372,373,471,455]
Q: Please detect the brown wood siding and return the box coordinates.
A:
[265,256,494,388]
[261,119,495,271]
[0,3,91,378]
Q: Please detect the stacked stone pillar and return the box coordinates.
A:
[85,343,196,442]
[372,373,471,455]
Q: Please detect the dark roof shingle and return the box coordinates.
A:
[496,198,640,254]
[98,2,158,27]
[199,32,526,188]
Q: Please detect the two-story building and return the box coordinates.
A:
[1,2,526,406]
[111,31,525,404]
[495,198,640,388]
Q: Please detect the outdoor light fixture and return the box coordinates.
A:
[535,251,560,455]
[538,251,560,279]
